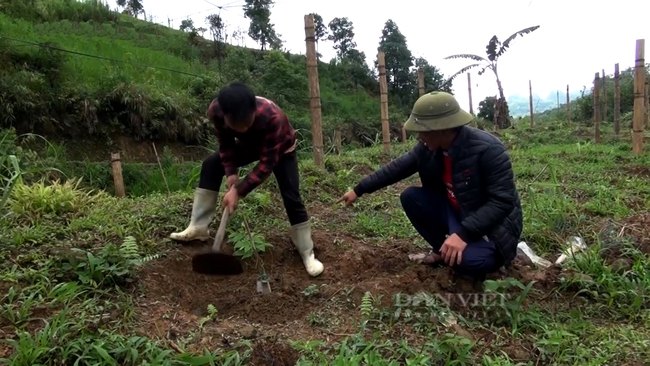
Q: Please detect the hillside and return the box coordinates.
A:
[0,0,453,156]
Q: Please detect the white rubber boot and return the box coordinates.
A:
[289,221,324,277]
[169,188,219,242]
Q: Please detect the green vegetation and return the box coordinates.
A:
[0,0,449,148]
[2,119,650,364]
[2,0,650,364]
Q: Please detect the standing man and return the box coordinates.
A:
[337,91,523,280]
[170,82,324,277]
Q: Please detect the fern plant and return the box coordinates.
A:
[57,236,159,289]
[119,235,159,265]
[359,291,374,318]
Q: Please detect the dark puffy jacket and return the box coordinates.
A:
[353,126,523,267]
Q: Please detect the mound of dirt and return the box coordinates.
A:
[133,229,557,355]
[138,231,554,325]
[138,232,451,325]
[249,340,301,366]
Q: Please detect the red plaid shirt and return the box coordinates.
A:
[208,96,296,198]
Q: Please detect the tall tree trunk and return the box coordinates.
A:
[492,69,511,129]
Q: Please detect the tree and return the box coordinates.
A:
[206,14,228,65]
[339,49,375,92]
[327,17,356,58]
[410,57,450,106]
[312,14,328,43]
[206,14,227,42]
[414,57,449,93]
[179,19,194,33]
[442,25,540,129]
[324,17,373,93]
[243,0,282,51]
[117,0,144,19]
[378,20,414,104]
[311,13,328,58]
[477,96,497,122]
[179,19,205,46]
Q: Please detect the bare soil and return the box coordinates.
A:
[133,220,561,358]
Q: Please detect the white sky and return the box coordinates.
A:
[107,0,649,113]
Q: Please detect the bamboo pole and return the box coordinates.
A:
[377,49,390,152]
[601,69,607,122]
[404,67,426,142]
[528,80,534,126]
[468,73,474,115]
[593,72,601,143]
[632,39,645,154]
[645,80,650,128]
[110,152,125,197]
[614,63,621,135]
[566,85,570,124]
[304,14,324,167]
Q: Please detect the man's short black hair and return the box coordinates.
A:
[217,82,257,123]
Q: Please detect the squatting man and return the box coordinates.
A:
[170,82,323,277]
[337,91,524,280]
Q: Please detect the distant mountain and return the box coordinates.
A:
[507,90,582,117]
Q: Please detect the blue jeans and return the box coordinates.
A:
[400,186,501,279]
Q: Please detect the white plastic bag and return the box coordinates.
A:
[517,241,553,268]
[555,236,587,265]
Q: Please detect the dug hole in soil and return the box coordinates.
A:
[136,229,556,329]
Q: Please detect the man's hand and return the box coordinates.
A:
[226,174,238,190]
[440,234,467,266]
[336,190,358,207]
[222,186,240,214]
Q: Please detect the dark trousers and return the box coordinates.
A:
[400,186,501,278]
[198,150,309,226]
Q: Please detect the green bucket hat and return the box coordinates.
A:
[403,91,474,132]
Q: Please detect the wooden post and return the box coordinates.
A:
[645,80,650,128]
[593,72,601,143]
[632,39,645,154]
[614,63,621,135]
[377,49,390,153]
[304,14,324,167]
[404,67,426,142]
[467,73,474,115]
[528,80,534,126]
[556,90,560,109]
[601,69,607,122]
[566,85,571,123]
[110,152,125,197]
